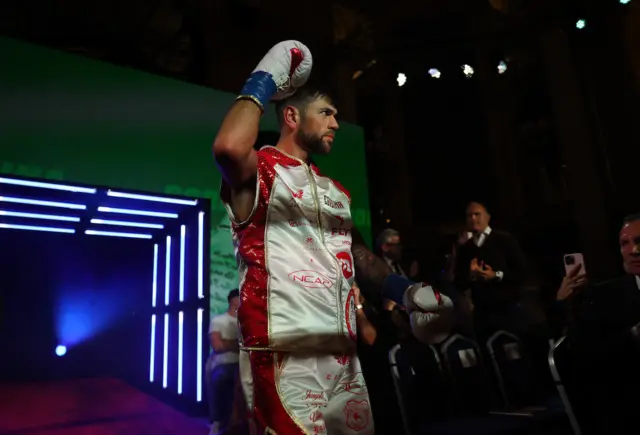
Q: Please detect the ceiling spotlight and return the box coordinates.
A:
[462,64,474,78]
[576,19,586,29]
[497,61,507,74]
[428,68,441,79]
[397,73,407,87]
[620,0,631,4]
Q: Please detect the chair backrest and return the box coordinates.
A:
[389,342,450,434]
[548,336,581,435]
[389,344,416,435]
[486,330,534,409]
[440,334,493,415]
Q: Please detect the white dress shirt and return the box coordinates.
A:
[635,275,639,290]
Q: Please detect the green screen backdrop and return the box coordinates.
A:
[0,37,371,316]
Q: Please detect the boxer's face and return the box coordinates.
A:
[620,220,640,275]
[296,96,339,155]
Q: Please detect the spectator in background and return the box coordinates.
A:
[206,289,240,435]
[454,201,528,341]
[558,213,640,434]
[377,228,419,280]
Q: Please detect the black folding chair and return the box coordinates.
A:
[548,336,581,435]
[487,331,568,430]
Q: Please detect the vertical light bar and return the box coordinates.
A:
[149,315,156,382]
[163,313,169,389]
[178,311,184,395]
[179,225,186,302]
[198,212,204,299]
[197,308,203,402]
[152,244,159,307]
[165,236,172,306]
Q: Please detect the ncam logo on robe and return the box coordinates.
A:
[288,270,334,289]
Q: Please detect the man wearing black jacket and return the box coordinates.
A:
[563,213,640,434]
[454,201,528,340]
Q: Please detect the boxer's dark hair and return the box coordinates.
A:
[274,83,336,127]
[623,213,640,224]
[227,289,239,301]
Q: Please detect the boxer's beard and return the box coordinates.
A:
[296,123,330,155]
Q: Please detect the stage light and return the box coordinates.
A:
[85,229,152,239]
[0,223,75,234]
[428,68,441,79]
[576,19,586,29]
[0,196,86,210]
[165,236,172,306]
[498,61,507,74]
[150,315,156,382]
[620,0,631,4]
[90,219,163,229]
[197,308,203,402]
[198,212,204,299]
[163,313,169,389]
[397,73,407,87]
[107,190,198,206]
[178,311,184,395]
[55,345,67,356]
[0,177,97,194]
[152,244,159,308]
[0,210,80,222]
[97,206,178,219]
[462,64,474,78]
[179,225,186,302]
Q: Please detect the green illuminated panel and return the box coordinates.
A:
[0,37,371,315]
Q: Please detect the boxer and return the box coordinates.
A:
[213,40,453,435]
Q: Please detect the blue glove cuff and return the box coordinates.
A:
[238,71,278,111]
[382,274,415,305]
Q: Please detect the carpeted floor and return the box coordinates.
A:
[0,378,208,435]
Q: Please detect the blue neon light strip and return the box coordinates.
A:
[0,210,80,222]
[0,177,97,194]
[197,308,203,402]
[165,236,172,306]
[163,313,169,389]
[150,314,156,383]
[85,229,152,239]
[179,225,186,302]
[152,244,159,308]
[0,223,75,234]
[178,311,184,395]
[90,218,163,229]
[97,206,178,219]
[108,190,198,206]
[0,196,86,210]
[198,212,204,299]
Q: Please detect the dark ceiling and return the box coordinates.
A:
[0,0,595,94]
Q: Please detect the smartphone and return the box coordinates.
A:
[564,253,586,276]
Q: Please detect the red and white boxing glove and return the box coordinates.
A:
[238,40,313,111]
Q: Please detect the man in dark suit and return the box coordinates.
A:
[454,201,528,340]
[565,213,640,434]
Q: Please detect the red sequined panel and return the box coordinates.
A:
[232,147,303,348]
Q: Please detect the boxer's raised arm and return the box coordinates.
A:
[213,102,261,189]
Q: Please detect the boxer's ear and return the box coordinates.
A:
[283,106,300,129]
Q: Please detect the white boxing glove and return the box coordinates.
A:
[410,310,454,345]
[238,40,313,110]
